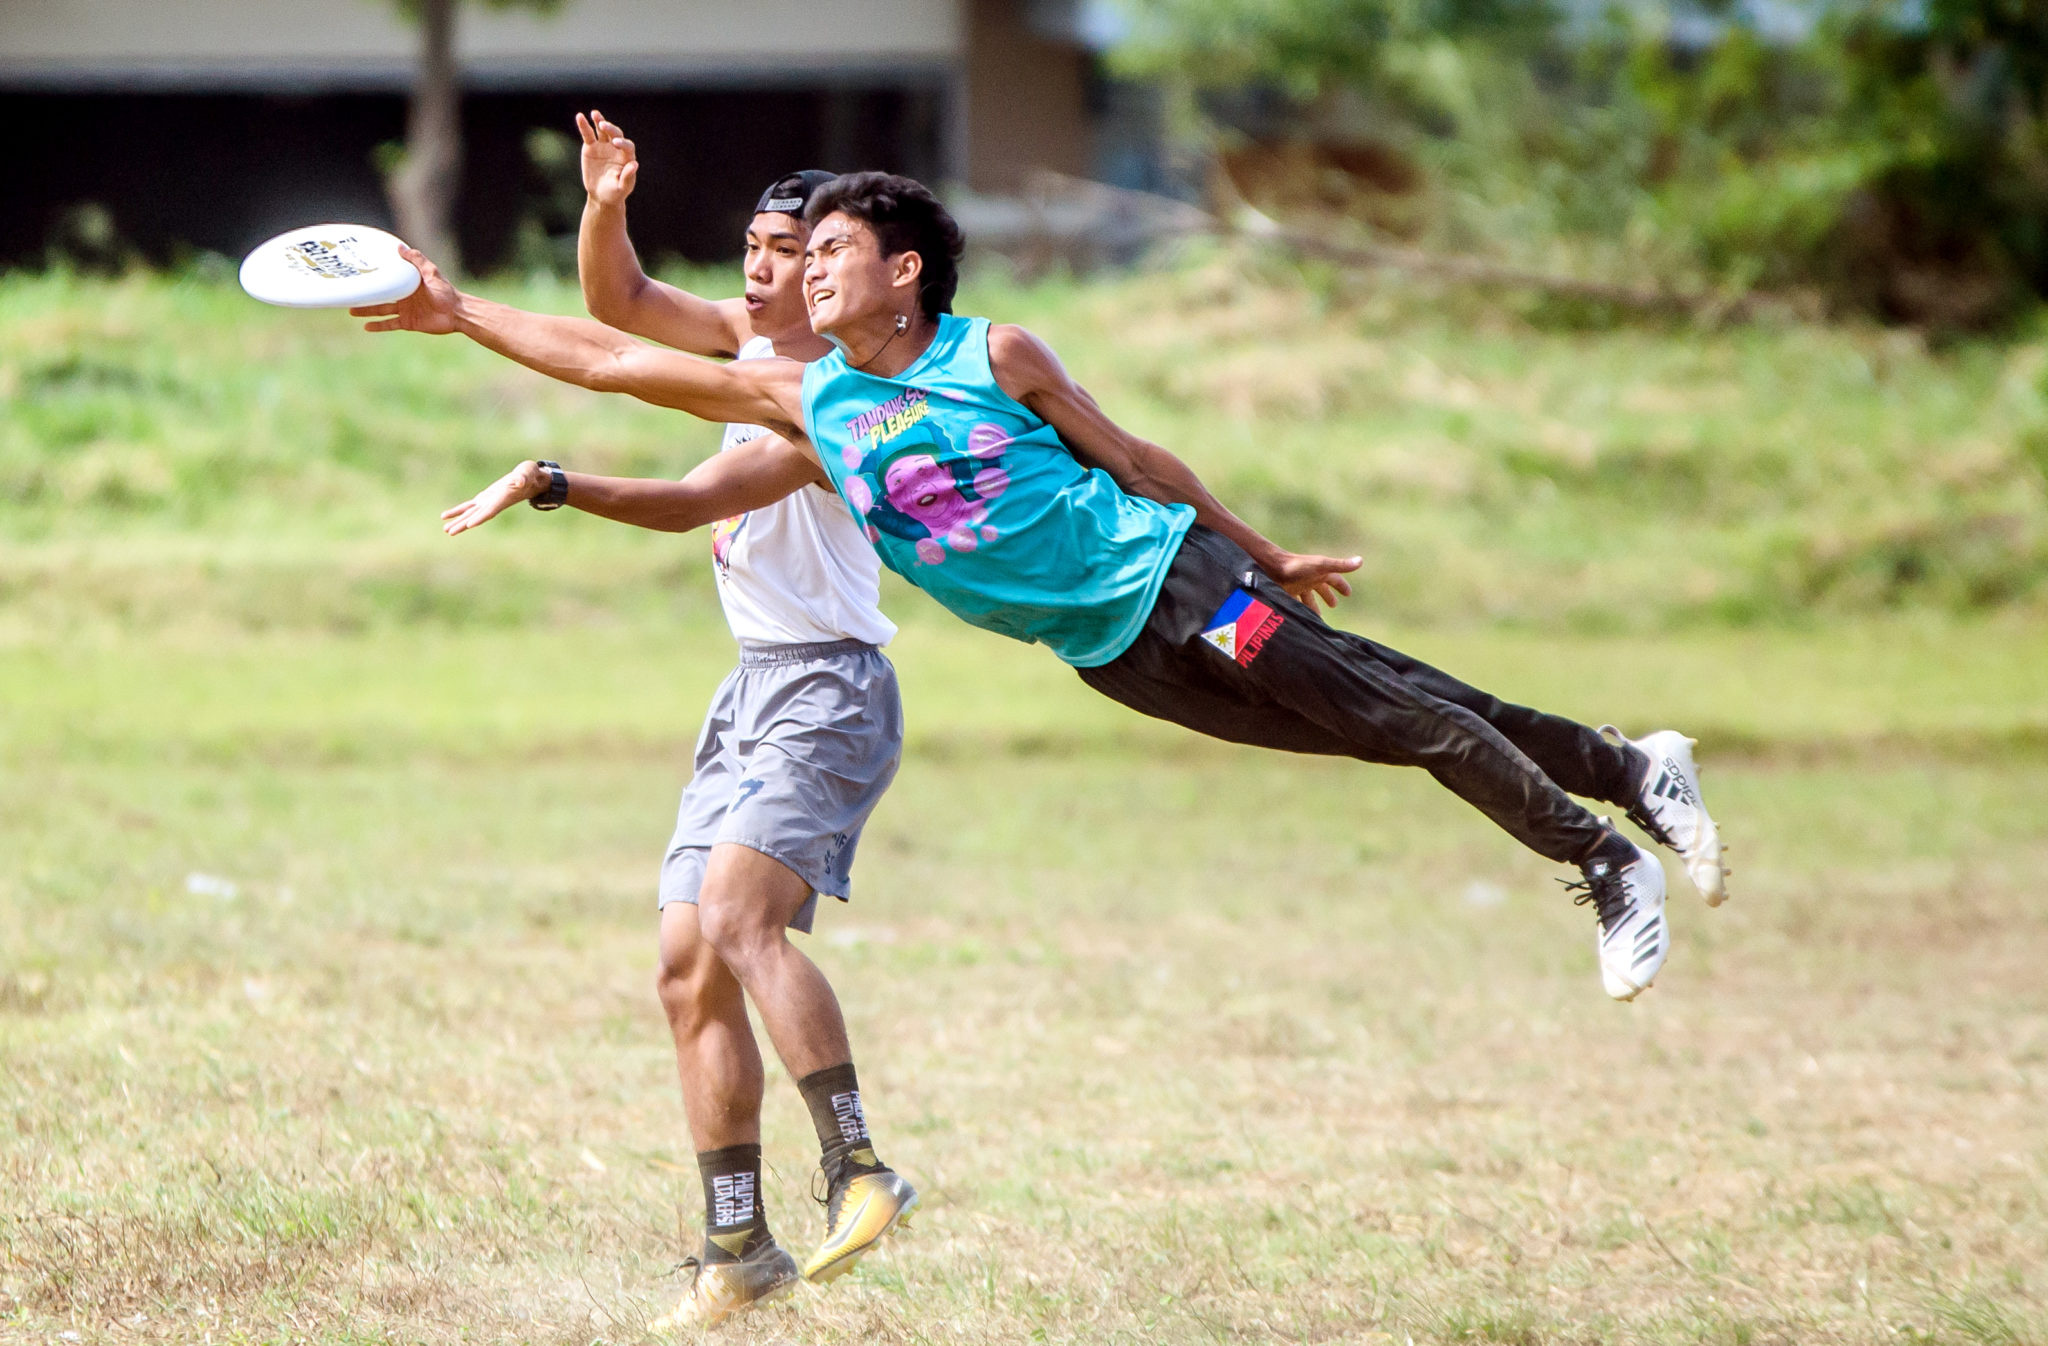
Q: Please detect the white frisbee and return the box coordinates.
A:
[239,223,421,309]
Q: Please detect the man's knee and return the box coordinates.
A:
[696,883,785,973]
[655,913,728,1022]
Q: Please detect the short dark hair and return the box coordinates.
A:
[804,171,965,321]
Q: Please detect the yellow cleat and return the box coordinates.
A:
[802,1167,919,1283]
[650,1243,801,1331]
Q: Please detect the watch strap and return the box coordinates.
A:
[530,460,568,511]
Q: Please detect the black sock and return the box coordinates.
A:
[1615,742,1653,805]
[1581,826,1636,870]
[796,1062,886,1178]
[697,1143,771,1263]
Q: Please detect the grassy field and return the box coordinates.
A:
[5,252,2045,633]
[3,267,2047,1343]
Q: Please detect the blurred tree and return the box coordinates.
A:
[1109,0,1566,247]
[1830,0,2048,322]
[384,0,564,274]
[1115,0,1553,97]
[1629,0,2048,324]
[1114,0,2048,325]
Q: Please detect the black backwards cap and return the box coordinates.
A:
[755,170,838,218]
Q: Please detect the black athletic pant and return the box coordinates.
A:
[1079,526,1646,865]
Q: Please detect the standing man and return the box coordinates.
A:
[523,118,915,1327]
[403,173,1726,1014]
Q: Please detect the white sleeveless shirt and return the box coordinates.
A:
[707,337,896,648]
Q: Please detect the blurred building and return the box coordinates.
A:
[0,0,1157,269]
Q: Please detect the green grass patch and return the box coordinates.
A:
[4,261,2046,1342]
[4,607,2047,1342]
[6,255,2047,632]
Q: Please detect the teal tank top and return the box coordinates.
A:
[801,314,1195,668]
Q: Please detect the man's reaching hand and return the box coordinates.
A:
[352,246,461,333]
[578,109,639,208]
[1268,551,1362,612]
[442,461,548,535]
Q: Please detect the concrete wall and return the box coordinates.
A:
[0,0,962,89]
[963,0,1090,192]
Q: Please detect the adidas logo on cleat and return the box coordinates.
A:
[1651,762,1698,808]
[1615,727,1728,909]
[1632,915,1663,969]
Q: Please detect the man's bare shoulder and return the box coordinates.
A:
[984,322,1064,398]
[985,321,1049,361]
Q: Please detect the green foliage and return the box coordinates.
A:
[1830,0,2048,318]
[1113,0,2048,326]
[1117,0,1399,95]
[1616,0,2048,323]
[1116,0,1553,97]
[503,128,586,277]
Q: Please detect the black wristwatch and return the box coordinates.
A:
[530,460,568,511]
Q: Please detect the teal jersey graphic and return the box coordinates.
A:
[801,315,1194,668]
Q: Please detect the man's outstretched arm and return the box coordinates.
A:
[575,110,751,356]
[351,247,807,436]
[987,324,1361,610]
[441,433,829,537]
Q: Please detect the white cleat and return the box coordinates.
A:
[1569,834,1669,1001]
[1608,727,1729,906]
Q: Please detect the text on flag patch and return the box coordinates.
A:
[1200,588,1285,666]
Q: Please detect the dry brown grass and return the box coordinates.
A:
[4,614,2046,1344]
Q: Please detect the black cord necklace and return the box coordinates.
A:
[852,312,911,372]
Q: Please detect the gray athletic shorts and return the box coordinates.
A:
[658,639,902,933]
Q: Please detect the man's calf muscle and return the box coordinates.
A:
[696,844,854,1079]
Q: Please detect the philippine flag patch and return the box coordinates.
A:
[1200,588,1285,666]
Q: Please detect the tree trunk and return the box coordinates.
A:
[388,0,462,273]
